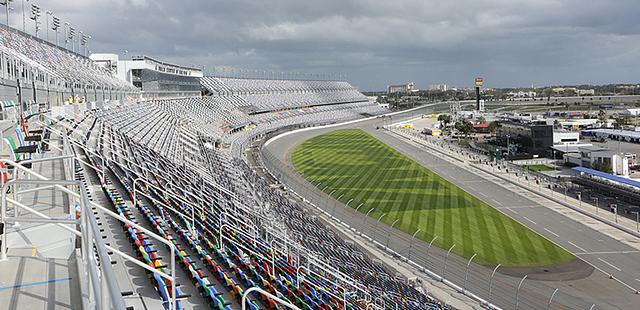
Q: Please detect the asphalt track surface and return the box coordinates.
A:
[263,104,640,310]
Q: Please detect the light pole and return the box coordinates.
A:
[63,22,69,49]
[29,3,39,37]
[632,211,639,232]
[354,203,363,213]
[515,274,528,310]
[407,229,421,261]
[442,244,456,282]
[547,288,559,310]
[577,191,582,208]
[1,0,12,28]
[364,208,375,226]
[45,10,50,41]
[385,219,399,249]
[488,264,501,305]
[332,194,344,219]
[593,197,599,215]
[374,213,386,239]
[20,0,25,31]
[464,253,477,292]
[51,16,59,46]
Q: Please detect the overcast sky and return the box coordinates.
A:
[19,0,640,91]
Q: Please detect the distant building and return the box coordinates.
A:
[387,82,418,94]
[473,123,491,134]
[625,108,640,116]
[497,122,554,158]
[565,146,631,177]
[577,89,595,96]
[553,130,580,145]
[550,87,595,96]
[428,83,448,92]
[91,54,203,99]
[506,91,536,98]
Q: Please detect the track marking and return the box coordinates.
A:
[478,192,488,198]
[568,241,587,252]
[576,250,640,255]
[597,258,621,272]
[544,228,559,238]
[506,207,519,214]
[522,216,537,225]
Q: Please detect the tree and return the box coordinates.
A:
[455,120,474,137]
[597,110,608,123]
[488,121,499,135]
[553,119,562,129]
[438,114,452,127]
[477,116,487,124]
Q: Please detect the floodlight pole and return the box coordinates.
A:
[374,213,386,238]
[385,218,399,249]
[515,274,528,310]
[332,194,344,219]
[442,244,456,282]
[488,264,501,305]
[407,229,421,261]
[547,288,559,310]
[364,208,375,226]
[464,253,477,292]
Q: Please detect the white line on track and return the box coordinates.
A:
[478,192,488,198]
[636,279,640,283]
[576,250,640,255]
[491,199,503,206]
[544,228,560,238]
[568,241,587,252]
[467,186,477,192]
[506,207,519,214]
[522,216,537,225]
[597,257,622,272]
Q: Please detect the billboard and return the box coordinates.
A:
[475,77,484,87]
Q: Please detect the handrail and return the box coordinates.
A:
[241,287,301,310]
[0,156,178,310]
[1,178,126,310]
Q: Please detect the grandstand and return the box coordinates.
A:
[201,77,368,113]
[0,25,137,108]
[0,18,453,310]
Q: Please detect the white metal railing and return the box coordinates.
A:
[0,137,179,309]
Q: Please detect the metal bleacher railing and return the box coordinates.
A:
[30,107,385,309]
[0,120,179,310]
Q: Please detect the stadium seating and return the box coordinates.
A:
[0,26,135,96]
[201,77,368,112]
[58,96,449,310]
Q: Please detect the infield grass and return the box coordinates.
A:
[292,129,574,267]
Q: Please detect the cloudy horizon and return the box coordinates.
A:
[14,0,640,91]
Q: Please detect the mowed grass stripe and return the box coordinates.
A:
[292,129,575,267]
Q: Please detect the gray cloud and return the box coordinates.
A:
[18,0,640,90]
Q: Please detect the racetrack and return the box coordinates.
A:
[261,104,640,310]
[292,129,574,267]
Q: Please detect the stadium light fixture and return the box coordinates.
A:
[30,3,40,38]
[51,15,59,45]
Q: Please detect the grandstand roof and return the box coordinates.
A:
[573,166,640,189]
